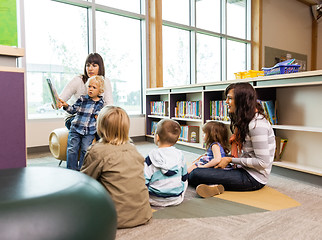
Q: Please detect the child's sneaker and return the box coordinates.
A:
[196,184,225,198]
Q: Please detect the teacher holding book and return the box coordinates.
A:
[59,53,113,129]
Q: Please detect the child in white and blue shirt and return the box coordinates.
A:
[144,119,188,207]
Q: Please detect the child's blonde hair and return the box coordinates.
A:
[86,75,105,94]
[202,121,229,154]
[97,106,130,145]
[156,119,181,145]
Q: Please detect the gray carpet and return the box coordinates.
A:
[27,141,322,240]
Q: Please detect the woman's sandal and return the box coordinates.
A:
[196,184,225,198]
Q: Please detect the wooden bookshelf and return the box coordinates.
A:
[146,70,322,176]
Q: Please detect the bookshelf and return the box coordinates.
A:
[146,70,322,176]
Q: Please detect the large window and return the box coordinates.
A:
[24,0,144,119]
[162,26,190,87]
[24,0,88,119]
[24,0,251,118]
[162,0,251,86]
[96,12,142,114]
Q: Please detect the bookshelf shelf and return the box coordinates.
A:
[171,117,202,123]
[272,125,322,133]
[273,161,322,176]
[146,70,322,176]
[147,115,169,119]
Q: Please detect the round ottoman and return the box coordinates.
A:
[49,128,69,161]
[0,167,117,240]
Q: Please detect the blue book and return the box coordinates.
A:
[265,100,277,125]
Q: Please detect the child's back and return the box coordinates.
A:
[81,106,152,228]
[82,141,152,228]
[144,119,188,207]
[145,146,187,201]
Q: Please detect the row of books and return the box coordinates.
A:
[210,100,229,121]
[175,101,202,119]
[258,100,277,125]
[179,125,200,143]
[151,121,200,143]
[150,101,169,116]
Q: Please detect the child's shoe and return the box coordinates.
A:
[196,184,224,198]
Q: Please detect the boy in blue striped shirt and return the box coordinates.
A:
[144,119,188,207]
[59,76,105,171]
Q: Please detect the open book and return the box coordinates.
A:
[46,78,60,110]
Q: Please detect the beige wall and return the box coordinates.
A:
[262,0,313,70]
[26,116,145,148]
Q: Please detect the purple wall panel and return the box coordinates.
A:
[0,71,26,169]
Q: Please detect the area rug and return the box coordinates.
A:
[153,186,300,219]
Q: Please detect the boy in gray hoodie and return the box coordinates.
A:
[144,119,188,207]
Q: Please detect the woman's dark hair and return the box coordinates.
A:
[225,82,265,144]
[82,53,105,83]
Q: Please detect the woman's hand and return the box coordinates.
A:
[215,157,232,169]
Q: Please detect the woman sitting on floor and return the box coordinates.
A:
[189,82,276,198]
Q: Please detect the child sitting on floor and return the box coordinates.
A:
[59,75,105,171]
[81,106,152,228]
[188,121,230,173]
[144,119,188,207]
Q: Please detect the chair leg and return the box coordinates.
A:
[59,160,63,166]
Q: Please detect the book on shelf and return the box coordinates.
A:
[46,78,60,110]
[150,101,169,116]
[178,125,199,143]
[274,136,288,161]
[210,100,229,121]
[151,121,158,135]
[175,101,201,119]
[258,99,277,125]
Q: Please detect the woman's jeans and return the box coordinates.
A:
[66,130,95,171]
[188,167,265,191]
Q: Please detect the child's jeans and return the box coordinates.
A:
[66,130,95,171]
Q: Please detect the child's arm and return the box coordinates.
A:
[144,156,154,187]
[59,97,82,114]
[187,154,205,173]
[198,144,222,168]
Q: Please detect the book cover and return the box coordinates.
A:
[151,121,158,135]
[279,138,288,159]
[265,100,277,125]
[46,78,60,110]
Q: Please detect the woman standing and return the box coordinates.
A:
[188,82,276,197]
[59,53,113,129]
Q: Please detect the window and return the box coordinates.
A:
[163,26,190,87]
[227,40,247,80]
[196,33,221,83]
[24,0,88,119]
[96,12,142,114]
[162,0,251,86]
[95,0,141,14]
[162,0,190,25]
[24,0,145,119]
[227,0,247,38]
[196,0,221,33]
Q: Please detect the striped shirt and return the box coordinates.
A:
[232,113,276,184]
[64,95,104,136]
[144,147,188,198]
